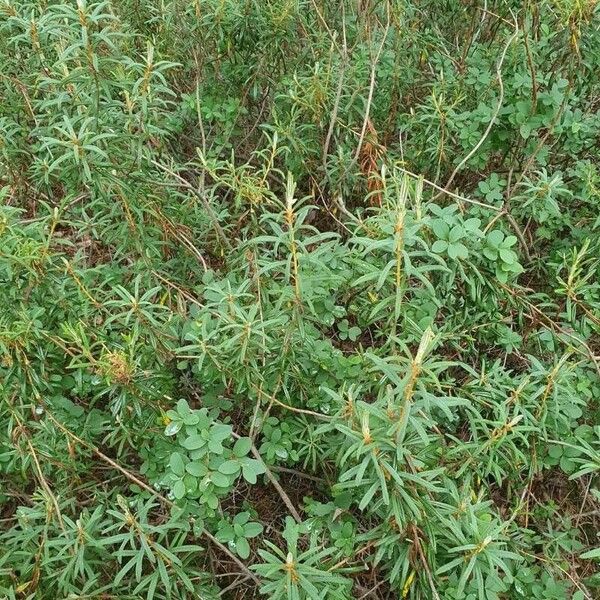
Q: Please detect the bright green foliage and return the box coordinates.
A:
[1,0,600,599]
[216,511,263,560]
[252,518,353,599]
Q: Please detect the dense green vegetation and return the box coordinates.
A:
[1,0,600,598]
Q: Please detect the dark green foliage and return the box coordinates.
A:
[1,0,600,598]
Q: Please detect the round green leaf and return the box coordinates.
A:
[186,461,207,477]
[487,229,504,247]
[183,412,200,426]
[164,420,182,436]
[234,511,250,525]
[183,435,206,450]
[431,219,449,239]
[236,537,251,559]
[464,218,481,232]
[218,460,240,475]
[211,471,231,488]
[233,437,252,458]
[208,438,224,454]
[170,452,185,477]
[483,247,498,261]
[176,399,190,416]
[173,479,186,499]
[242,465,257,484]
[499,248,516,264]
[432,240,448,253]
[244,522,263,538]
[448,225,464,243]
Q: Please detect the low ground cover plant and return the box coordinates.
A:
[1,1,599,598]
